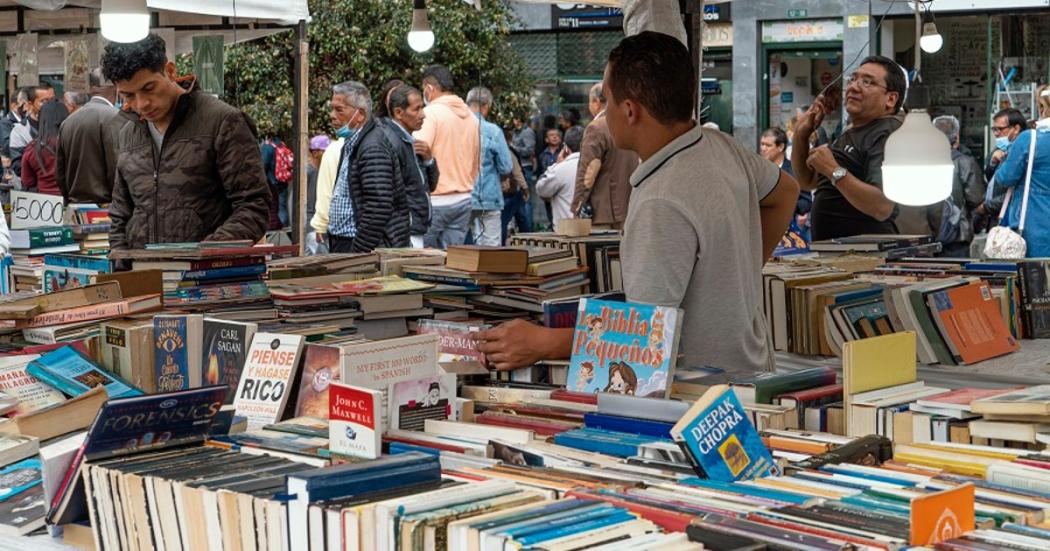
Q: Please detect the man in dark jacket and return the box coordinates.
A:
[0,88,27,162]
[56,68,125,204]
[327,80,409,253]
[101,34,270,249]
[379,82,438,247]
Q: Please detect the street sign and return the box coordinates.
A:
[787,9,808,19]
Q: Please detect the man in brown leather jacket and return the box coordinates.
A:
[101,34,270,249]
[571,83,639,229]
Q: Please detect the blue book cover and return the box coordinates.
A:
[514,510,635,546]
[84,386,227,459]
[287,451,437,493]
[154,315,192,392]
[26,346,142,399]
[42,268,94,293]
[670,385,778,482]
[552,427,663,458]
[583,412,674,439]
[0,459,42,502]
[180,264,266,281]
[290,457,440,502]
[42,254,112,273]
[566,298,682,398]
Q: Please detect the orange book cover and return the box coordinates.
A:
[910,483,975,545]
[928,282,1019,365]
[766,435,835,455]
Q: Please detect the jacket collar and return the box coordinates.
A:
[382,117,414,143]
[121,75,200,127]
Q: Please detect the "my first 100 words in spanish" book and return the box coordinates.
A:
[566,298,682,398]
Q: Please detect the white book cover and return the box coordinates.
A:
[0,354,65,415]
[339,334,440,390]
[328,382,382,460]
[233,333,305,431]
[387,373,456,432]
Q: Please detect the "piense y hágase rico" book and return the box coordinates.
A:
[566,298,682,398]
[232,333,305,431]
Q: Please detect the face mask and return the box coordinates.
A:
[336,125,351,139]
[996,136,1012,151]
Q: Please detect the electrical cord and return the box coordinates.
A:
[814,0,905,100]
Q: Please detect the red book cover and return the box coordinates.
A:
[549,389,599,405]
[775,383,843,403]
[928,281,1019,364]
[915,387,1018,409]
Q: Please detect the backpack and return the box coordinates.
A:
[273,140,294,184]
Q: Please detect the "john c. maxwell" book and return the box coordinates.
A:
[566,298,682,398]
[328,382,382,459]
[670,384,778,482]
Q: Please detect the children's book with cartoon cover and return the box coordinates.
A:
[566,298,683,398]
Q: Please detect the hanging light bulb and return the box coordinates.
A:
[920,22,943,53]
[408,0,435,53]
[883,2,953,207]
[100,0,150,43]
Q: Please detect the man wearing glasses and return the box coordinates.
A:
[792,55,907,240]
[974,108,1026,231]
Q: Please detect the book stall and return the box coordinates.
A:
[0,228,1046,551]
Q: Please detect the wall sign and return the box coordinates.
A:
[762,19,844,43]
[703,22,733,48]
[551,4,623,29]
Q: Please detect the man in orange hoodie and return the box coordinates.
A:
[414,65,481,249]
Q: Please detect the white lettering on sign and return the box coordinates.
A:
[10,191,64,229]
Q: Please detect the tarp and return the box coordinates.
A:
[12,0,310,24]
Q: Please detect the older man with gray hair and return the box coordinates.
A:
[466,86,513,245]
[324,80,408,253]
[929,114,986,256]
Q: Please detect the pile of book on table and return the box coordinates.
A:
[64,203,111,255]
[509,230,624,293]
[763,252,1028,364]
[8,226,79,292]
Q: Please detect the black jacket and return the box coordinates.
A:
[378,117,438,236]
[339,117,410,252]
[0,110,19,159]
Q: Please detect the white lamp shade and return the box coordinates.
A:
[101,0,150,43]
[882,111,954,207]
[408,30,435,52]
[920,23,943,54]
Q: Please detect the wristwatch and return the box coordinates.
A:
[830,167,848,187]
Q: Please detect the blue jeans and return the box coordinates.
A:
[275,183,289,227]
[424,198,472,249]
[501,189,534,244]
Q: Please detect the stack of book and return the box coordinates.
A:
[809,233,942,259]
[266,252,380,281]
[268,275,434,334]
[509,231,624,293]
[65,203,111,255]
[113,242,296,314]
[9,227,79,291]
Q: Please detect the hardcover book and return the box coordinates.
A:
[294,344,341,419]
[566,299,682,398]
[232,333,305,431]
[387,373,456,431]
[328,382,382,459]
[1019,260,1050,338]
[670,384,778,482]
[99,319,155,393]
[153,314,203,392]
[416,319,490,373]
[0,355,65,415]
[201,319,257,403]
[26,346,142,399]
[927,282,1020,364]
[339,334,440,391]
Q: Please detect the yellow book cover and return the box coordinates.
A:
[843,332,917,437]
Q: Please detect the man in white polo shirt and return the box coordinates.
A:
[477,31,799,378]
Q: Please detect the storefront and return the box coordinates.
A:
[701,4,733,132]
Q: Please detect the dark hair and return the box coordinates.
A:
[858,55,907,114]
[38,101,69,148]
[101,33,168,83]
[376,79,404,118]
[607,32,695,125]
[762,127,788,148]
[559,109,579,127]
[564,126,584,153]
[421,64,454,92]
[546,127,562,138]
[388,84,422,117]
[994,108,1027,131]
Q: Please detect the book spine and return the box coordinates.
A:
[46,442,87,523]
[73,222,112,235]
[23,301,132,328]
[180,265,266,281]
[583,412,673,439]
[42,255,111,272]
[673,436,708,478]
[164,281,269,299]
[22,327,59,345]
[28,228,74,248]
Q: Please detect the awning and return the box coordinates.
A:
[11,0,310,24]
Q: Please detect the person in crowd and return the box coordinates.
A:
[537,126,584,225]
[20,101,68,195]
[325,80,408,253]
[505,116,535,237]
[465,87,513,246]
[260,135,292,229]
[571,82,639,229]
[537,128,564,178]
[558,108,582,135]
[477,32,799,377]
[500,130,530,243]
[975,108,1027,231]
[792,56,905,240]
[63,91,89,115]
[10,85,56,177]
[762,126,811,232]
[933,115,985,257]
[415,64,480,249]
[991,85,1050,258]
[312,81,368,247]
[379,81,439,248]
[101,33,270,249]
[57,68,125,204]
[305,134,330,255]
[1,88,28,164]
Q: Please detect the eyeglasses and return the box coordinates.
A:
[992,125,1011,135]
[846,73,888,90]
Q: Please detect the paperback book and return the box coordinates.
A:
[329,382,383,459]
[26,346,142,399]
[153,314,203,392]
[566,299,682,398]
[233,333,305,431]
[201,319,257,403]
[99,320,154,393]
[416,319,490,374]
[388,373,456,431]
[295,344,341,419]
[0,355,65,415]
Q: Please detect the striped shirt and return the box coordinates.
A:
[328,130,364,238]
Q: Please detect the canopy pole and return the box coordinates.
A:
[292,18,308,254]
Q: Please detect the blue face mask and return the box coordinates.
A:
[336,125,352,139]
[996,136,1012,151]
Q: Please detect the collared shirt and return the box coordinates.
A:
[328,130,364,238]
[310,137,345,234]
[622,124,780,377]
[391,119,428,184]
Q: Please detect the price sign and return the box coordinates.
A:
[10,190,65,229]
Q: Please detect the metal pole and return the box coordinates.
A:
[292,19,308,255]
